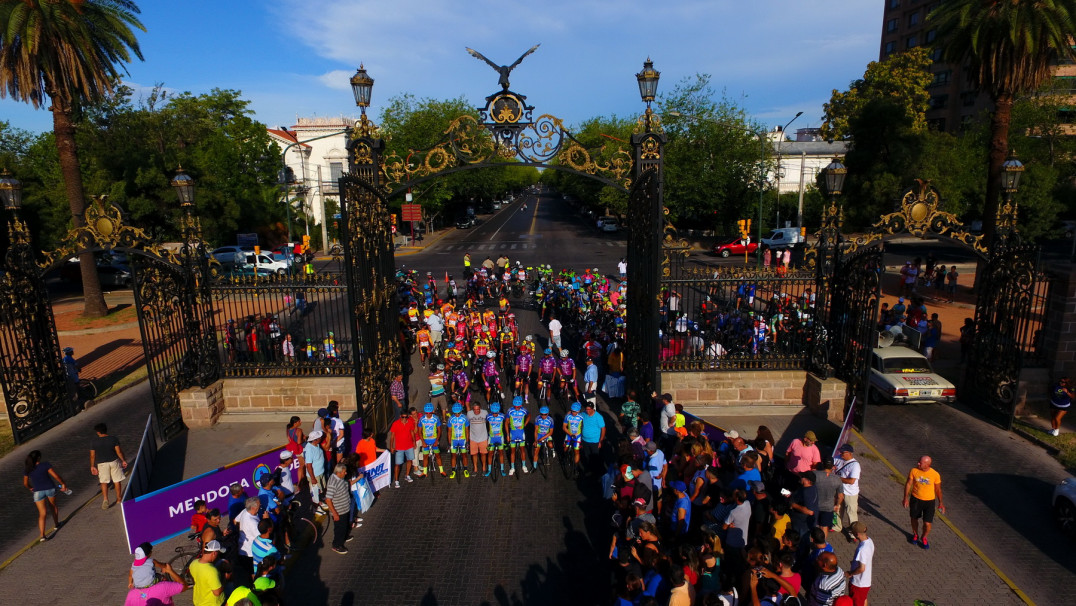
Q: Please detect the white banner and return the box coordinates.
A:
[362,450,392,492]
[832,396,858,460]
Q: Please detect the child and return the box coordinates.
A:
[189,499,208,534]
[127,542,163,589]
[672,404,688,438]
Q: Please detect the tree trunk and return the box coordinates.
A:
[51,102,109,318]
[982,93,1014,246]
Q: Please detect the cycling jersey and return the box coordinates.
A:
[564,412,584,436]
[454,370,469,389]
[416,330,431,346]
[558,357,576,377]
[539,356,556,376]
[482,359,499,378]
[508,407,527,430]
[419,414,440,443]
[535,415,554,441]
[500,332,514,345]
[487,413,506,443]
[474,340,490,357]
[515,353,533,374]
[448,414,467,441]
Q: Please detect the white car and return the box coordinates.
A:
[602,220,619,233]
[1054,477,1076,536]
[867,345,956,404]
[241,253,289,274]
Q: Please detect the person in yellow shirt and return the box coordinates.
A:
[189,540,227,606]
[902,455,946,550]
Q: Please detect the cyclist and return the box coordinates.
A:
[498,325,516,369]
[446,403,470,479]
[415,325,432,366]
[537,348,557,403]
[486,402,507,476]
[531,406,556,469]
[451,364,471,406]
[562,402,584,467]
[514,346,534,402]
[418,403,446,477]
[507,396,529,475]
[557,349,580,400]
[481,351,502,403]
[520,334,536,356]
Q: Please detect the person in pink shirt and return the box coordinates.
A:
[785,430,821,477]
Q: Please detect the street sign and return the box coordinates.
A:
[401,203,422,222]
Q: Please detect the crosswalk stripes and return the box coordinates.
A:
[434,240,623,252]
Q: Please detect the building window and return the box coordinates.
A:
[329,162,344,183]
[906,35,918,48]
[932,70,951,87]
[961,91,978,107]
[889,0,901,8]
[885,41,896,56]
[887,18,898,33]
[931,94,949,109]
[931,47,944,62]
[908,12,920,26]
[927,117,946,131]
[925,29,937,43]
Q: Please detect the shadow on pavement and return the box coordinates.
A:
[964,472,1076,575]
[149,431,188,491]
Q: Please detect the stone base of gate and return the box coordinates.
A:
[660,370,847,423]
[181,378,358,427]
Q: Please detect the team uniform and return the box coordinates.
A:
[419,414,441,454]
[508,406,528,445]
[563,412,584,449]
[448,414,468,453]
[488,412,506,451]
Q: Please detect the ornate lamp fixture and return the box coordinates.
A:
[1001,154,1023,194]
[636,58,660,132]
[0,170,22,211]
[823,157,847,197]
[170,167,195,208]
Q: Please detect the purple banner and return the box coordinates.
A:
[120,446,300,553]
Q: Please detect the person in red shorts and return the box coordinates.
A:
[844,521,873,606]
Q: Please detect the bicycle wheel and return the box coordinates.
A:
[77,379,98,400]
[538,444,549,480]
[168,551,197,585]
[296,515,323,546]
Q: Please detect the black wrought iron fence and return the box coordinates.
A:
[1018,264,1053,367]
[659,265,819,371]
[209,273,354,377]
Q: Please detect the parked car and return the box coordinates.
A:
[242,253,289,275]
[597,215,617,231]
[761,227,805,250]
[1053,477,1076,536]
[456,215,477,229]
[211,245,255,265]
[867,345,956,404]
[601,219,620,233]
[492,201,503,211]
[711,236,759,258]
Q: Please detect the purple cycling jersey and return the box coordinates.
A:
[558,358,575,376]
[515,353,532,373]
[483,359,499,377]
[539,356,557,375]
[455,370,469,388]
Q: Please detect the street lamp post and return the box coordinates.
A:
[774,111,802,229]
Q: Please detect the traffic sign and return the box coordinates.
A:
[401,203,422,222]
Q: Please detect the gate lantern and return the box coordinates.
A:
[0,170,22,210]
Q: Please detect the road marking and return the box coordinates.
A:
[852,429,1035,606]
[510,244,517,250]
[488,202,519,241]
[529,197,541,235]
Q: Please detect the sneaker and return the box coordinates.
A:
[405,475,414,483]
[909,533,919,545]
[346,536,355,542]
[522,464,529,473]
[353,523,363,529]
[551,450,556,459]
[394,481,401,489]
[332,546,348,555]
[464,470,471,478]
[509,467,516,476]
[484,469,491,477]
[449,471,456,479]
[920,538,930,550]
[1052,428,1061,437]
[440,470,447,477]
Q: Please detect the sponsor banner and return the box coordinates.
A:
[121,446,300,552]
[363,450,391,492]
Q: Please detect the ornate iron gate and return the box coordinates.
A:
[624,168,661,399]
[0,216,69,443]
[964,241,1038,429]
[827,246,883,429]
[341,129,400,433]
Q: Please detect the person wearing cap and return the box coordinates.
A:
[446,403,471,479]
[128,541,164,590]
[785,430,822,479]
[579,400,606,475]
[418,403,446,477]
[582,357,599,396]
[428,363,448,411]
[891,296,907,323]
[302,430,327,508]
[669,480,691,535]
[61,346,81,409]
[832,444,861,538]
[125,547,188,605]
[844,521,873,606]
[190,539,227,606]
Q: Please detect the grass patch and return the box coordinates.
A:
[1015,419,1076,470]
[0,416,14,459]
[54,304,136,331]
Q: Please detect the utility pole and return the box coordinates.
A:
[797,151,807,233]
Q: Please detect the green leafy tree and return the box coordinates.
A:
[0,0,145,317]
[821,48,934,141]
[930,0,1076,242]
[542,115,634,218]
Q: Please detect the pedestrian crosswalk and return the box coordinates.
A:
[435,241,624,252]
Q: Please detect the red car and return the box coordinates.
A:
[711,236,759,258]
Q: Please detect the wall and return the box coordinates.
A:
[660,370,843,414]
[180,377,356,428]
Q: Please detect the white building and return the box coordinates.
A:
[769,127,850,195]
[267,117,357,250]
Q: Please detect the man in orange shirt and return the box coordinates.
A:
[416,326,432,367]
[902,455,946,550]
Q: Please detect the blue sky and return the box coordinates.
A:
[2,0,883,135]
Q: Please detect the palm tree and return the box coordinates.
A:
[0,1,144,317]
[930,0,1076,243]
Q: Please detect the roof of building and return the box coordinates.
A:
[770,140,850,155]
[266,128,310,148]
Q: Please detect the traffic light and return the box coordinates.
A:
[737,219,745,234]
[800,226,807,238]
[391,213,397,226]
[254,245,261,255]
[745,219,752,234]
[302,234,310,253]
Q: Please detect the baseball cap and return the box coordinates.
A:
[621,465,635,481]
[669,480,687,493]
[898,297,905,303]
[803,430,817,443]
[317,407,328,418]
[839,443,855,453]
[204,540,226,553]
[307,430,324,441]
[279,450,293,460]
[633,498,647,508]
[253,577,277,591]
[724,429,739,440]
[259,474,274,487]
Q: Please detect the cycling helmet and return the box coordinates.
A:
[512,395,524,407]
[539,406,550,415]
[451,403,463,414]
[490,402,501,413]
[423,284,430,290]
[544,348,552,355]
[525,335,533,342]
[424,403,435,413]
[63,347,74,354]
[560,349,569,357]
[486,351,496,358]
[570,402,582,412]
[437,364,445,370]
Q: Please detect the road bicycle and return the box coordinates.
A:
[76,377,99,401]
[286,494,325,548]
[537,437,555,480]
[449,444,468,483]
[168,533,203,584]
[562,441,580,481]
